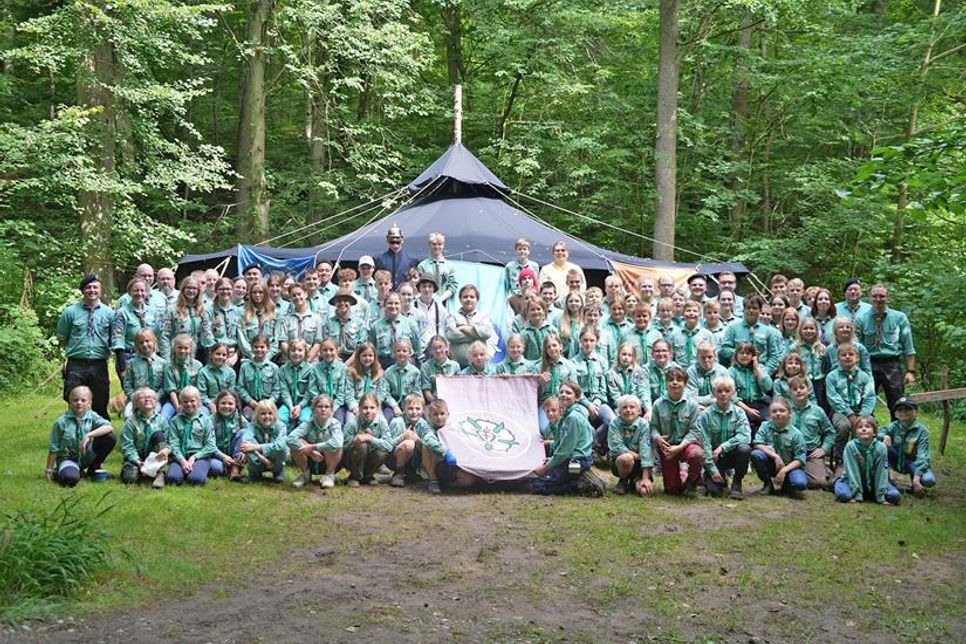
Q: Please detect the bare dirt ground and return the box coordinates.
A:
[4,482,964,644]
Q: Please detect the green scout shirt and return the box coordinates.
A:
[791,401,834,453]
[753,421,806,467]
[279,361,317,409]
[547,404,594,468]
[558,319,581,358]
[854,307,916,359]
[825,367,875,417]
[841,438,889,502]
[387,415,432,450]
[822,340,872,376]
[208,302,242,348]
[281,309,324,347]
[242,419,289,464]
[504,259,540,296]
[352,278,378,304]
[314,360,349,409]
[162,358,202,397]
[607,417,653,467]
[495,357,535,375]
[605,366,651,411]
[342,415,393,452]
[573,351,609,406]
[647,361,681,404]
[160,308,214,359]
[878,419,931,476]
[417,257,459,301]
[624,326,655,366]
[685,363,729,407]
[306,291,330,318]
[167,411,217,462]
[57,301,114,360]
[120,412,169,462]
[237,359,281,405]
[371,316,422,361]
[323,315,367,358]
[378,363,422,409]
[212,411,247,458]
[197,364,237,407]
[121,353,167,397]
[419,358,460,396]
[649,395,700,446]
[720,319,784,373]
[48,410,112,464]
[698,403,750,476]
[417,422,447,456]
[668,324,715,369]
[728,364,772,404]
[288,416,343,453]
[600,319,634,364]
[521,321,558,361]
[461,363,495,376]
[111,301,162,352]
[236,314,282,361]
[538,357,577,404]
[835,300,872,321]
[346,369,380,412]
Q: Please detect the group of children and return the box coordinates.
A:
[47,236,936,503]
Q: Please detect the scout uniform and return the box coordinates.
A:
[241,419,288,481]
[119,411,169,483]
[237,358,281,407]
[685,362,729,408]
[236,314,283,362]
[287,415,344,474]
[160,308,214,360]
[719,319,785,373]
[607,416,653,479]
[166,410,217,485]
[834,437,899,503]
[494,356,535,375]
[48,409,115,485]
[878,416,935,488]
[751,421,808,494]
[378,362,422,413]
[342,414,393,483]
[605,365,651,412]
[196,363,237,409]
[111,301,161,355]
[649,393,702,495]
[791,399,834,488]
[668,324,715,369]
[278,360,317,427]
[121,353,167,398]
[698,402,751,495]
[419,357,460,398]
[57,296,114,418]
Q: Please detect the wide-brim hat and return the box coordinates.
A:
[416,273,439,291]
[329,288,358,306]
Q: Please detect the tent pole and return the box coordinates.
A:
[453,84,462,144]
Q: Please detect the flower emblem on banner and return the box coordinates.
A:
[455,412,530,456]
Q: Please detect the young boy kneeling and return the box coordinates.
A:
[834,416,900,505]
[650,366,704,497]
[879,397,936,498]
[697,376,751,500]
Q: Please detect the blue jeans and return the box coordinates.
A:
[886,447,936,487]
[532,455,592,495]
[751,449,807,493]
[834,476,901,504]
[167,457,212,485]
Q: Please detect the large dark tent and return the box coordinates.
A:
[178,143,748,284]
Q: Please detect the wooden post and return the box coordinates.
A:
[453,84,462,144]
[940,363,950,455]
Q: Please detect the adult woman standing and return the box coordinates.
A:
[112,277,162,378]
[160,276,214,362]
[237,280,282,363]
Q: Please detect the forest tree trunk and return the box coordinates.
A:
[652,0,679,261]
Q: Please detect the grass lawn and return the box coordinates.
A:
[1,386,964,642]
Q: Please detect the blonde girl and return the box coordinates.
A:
[161,334,203,420]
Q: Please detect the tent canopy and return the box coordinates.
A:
[178,143,748,282]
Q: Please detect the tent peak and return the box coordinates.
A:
[407,143,511,197]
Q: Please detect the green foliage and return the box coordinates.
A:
[0,495,117,623]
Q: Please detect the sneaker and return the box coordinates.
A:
[152,472,166,489]
[390,473,406,487]
[577,469,606,497]
[272,471,285,484]
[292,470,311,489]
[320,474,335,489]
[366,476,380,486]
[789,489,806,500]
[376,464,392,476]
[612,478,630,495]
[757,482,775,496]
[428,481,442,495]
[347,478,361,488]
[729,482,744,500]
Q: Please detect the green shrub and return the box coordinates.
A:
[0,496,116,623]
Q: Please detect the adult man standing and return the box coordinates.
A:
[713,271,744,315]
[56,275,115,418]
[835,279,872,321]
[374,224,420,289]
[657,274,676,300]
[156,267,179,311]
[687,274,708,304]
[854,284,916,418]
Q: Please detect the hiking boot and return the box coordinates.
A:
[612,478,630,495]
[390,473,406,487]
[428,481,442,495]
[320,474,335,489]
[577,469,606,497]
[789,489,806,500]
[729,481,744,500]
[152,472,166,489]
[347,478,361,488]
[376,464,392,476]
[682,480,700,499]
[757,481,775,496]
[292,470,311,489]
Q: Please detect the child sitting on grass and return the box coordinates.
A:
[650,366,703,497]
[239,399,289,484]
[879,397,936,498]
[119,387,170,488]
[834,416,900,505]
[342,392,393,487]
[46,386,117,487]
[751,398,808,498]
[288,393,343,489]
[607,395,654,496]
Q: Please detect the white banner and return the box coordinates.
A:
[436,375,545,482]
